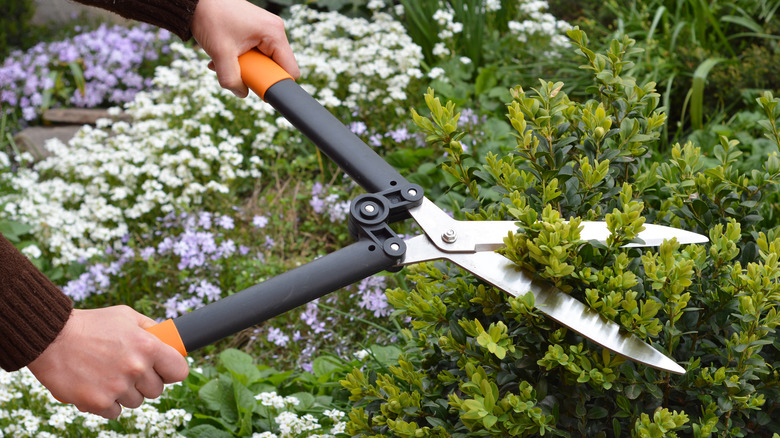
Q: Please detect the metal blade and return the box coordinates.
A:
[407,198,709,252]
[403,235,686,374]
[580,222,710,247]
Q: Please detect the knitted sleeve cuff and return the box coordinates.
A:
[74,0,200,41]
[0,234,73,371]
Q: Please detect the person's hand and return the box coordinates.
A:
[27,306,190,419]
[191,0,301,97]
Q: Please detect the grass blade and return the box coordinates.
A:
[690,57,725,130]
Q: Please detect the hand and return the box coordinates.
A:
[28,306,190,419]
[191,0,301,97]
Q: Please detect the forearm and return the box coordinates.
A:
[0,233,72,371]
[72,0,200,40]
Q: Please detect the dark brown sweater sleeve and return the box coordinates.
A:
[72,0,200,41]
[0,233,73,371]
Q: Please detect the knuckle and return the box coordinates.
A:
[125,358,147,378]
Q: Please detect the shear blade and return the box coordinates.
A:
[403,236,686,374]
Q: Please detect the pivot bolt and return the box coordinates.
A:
[441,229,457,243]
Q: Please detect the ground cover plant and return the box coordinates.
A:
[0,23,178,131]
[1,0,779,436]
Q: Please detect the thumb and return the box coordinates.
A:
[135,313,158,330]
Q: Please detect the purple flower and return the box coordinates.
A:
[239,245,250,255]
[310,196,327,214]
[216,239,236,258]
[369,134,384,147]
[355,277,391,317]
[252,215,269,228]
[267,327,290,347]
[348,121,367,136]
[328,199,350,223]
[217,215,234,230]
[311,182,324,197]
[198,212,213,229]
[388,127,411,143]
[301,301,327,333]
[140,246,156,260]
[189,279,222,302]
[264,236,275,249]
[62,273,95,301]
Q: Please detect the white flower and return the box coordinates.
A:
[485,0,501,12]
[323,409,345,421]
[21,244,42,259]
[428,67,446,79]
[354,349,370,360]
[432,42,450,57]
[367,0,385,10]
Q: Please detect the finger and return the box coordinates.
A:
[134,370,165,400]
[212,49,249,98]
[265,45,300,79]
[80,400,122,420]
[153,341,190,384]
[135,313,158,330]
[116,389,145,410]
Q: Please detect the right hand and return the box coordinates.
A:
[191,0,301,97]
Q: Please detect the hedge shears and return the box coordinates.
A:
[148,50,708,375]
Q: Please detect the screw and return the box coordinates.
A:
[441,229,457,243]
[390,243,400,252]
[364,204,375,213]
[408,188,417,197]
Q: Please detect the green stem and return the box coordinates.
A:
[315,302,396,336]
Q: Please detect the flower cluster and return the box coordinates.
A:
[309,182,350,223]
[0,23,173,123]
[0,367,189,437]
[426,0,573,65]
[61,209,267,320]
[286,4,423,111]
[355,276,391,318]
[509,0,573,50]
[253,392,346,438]
[1,4,423,267]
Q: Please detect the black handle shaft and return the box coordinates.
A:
[264,79,407,193]
[171,239,398,352]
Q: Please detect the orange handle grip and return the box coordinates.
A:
[146,319,188,357]
[238,49,294,100]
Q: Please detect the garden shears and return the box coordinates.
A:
[148,50,708,375]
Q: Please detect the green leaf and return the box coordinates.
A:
[198,377,237,423]
[689,58,725,129]
[312,355,343,378]
[219,349,260,384]
[182,424,234,438]
[370,344,402,365]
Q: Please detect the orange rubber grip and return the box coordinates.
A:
[146,319,188,357]
[238,49,294,100]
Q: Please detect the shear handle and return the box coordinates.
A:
[238,50,407,194]
[148,239,400,355]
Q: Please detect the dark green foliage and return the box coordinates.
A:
[341,28,780,438]
[0,0,35,57]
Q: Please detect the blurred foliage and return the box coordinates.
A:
[0,0,36,58]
